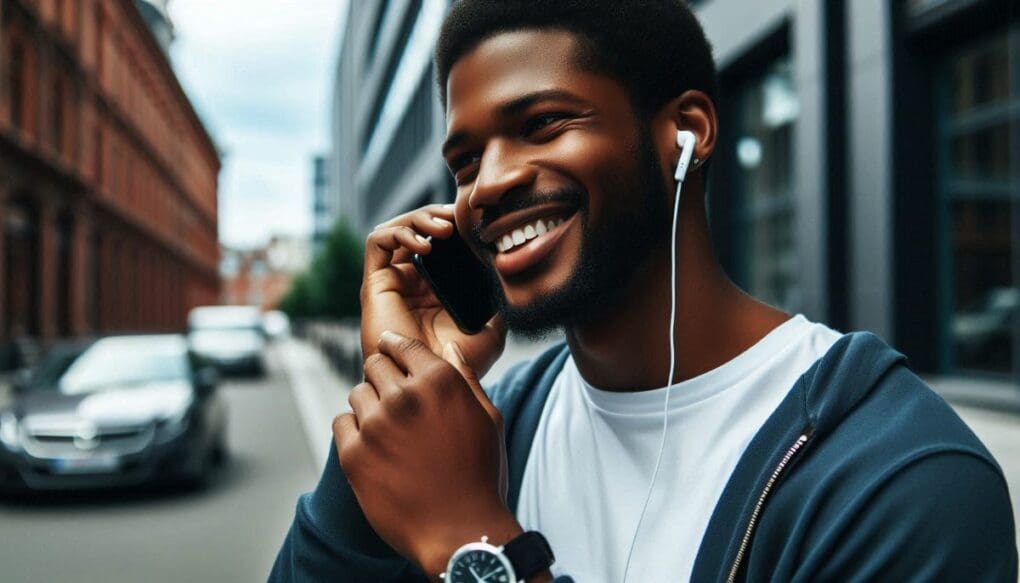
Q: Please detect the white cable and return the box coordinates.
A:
[621,174,685,582]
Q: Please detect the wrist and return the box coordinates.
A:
[419,506,524,579]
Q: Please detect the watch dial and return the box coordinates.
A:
[448,550,512,583]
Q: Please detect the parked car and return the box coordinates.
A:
[187,306,266,376]
[0,335,226,493]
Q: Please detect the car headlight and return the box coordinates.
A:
[155,408,191,442]
[0,412,21,451]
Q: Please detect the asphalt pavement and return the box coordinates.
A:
[0,343,321,583]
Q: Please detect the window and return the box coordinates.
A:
[937,28,1019,378]
[727,57,801,311]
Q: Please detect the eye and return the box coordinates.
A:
[523,113,568,137]
[449,153,481,184]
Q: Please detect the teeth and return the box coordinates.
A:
[496,216,568,253]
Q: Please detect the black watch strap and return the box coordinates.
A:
[502,531,554,581]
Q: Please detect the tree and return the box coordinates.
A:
[280,220,364,321]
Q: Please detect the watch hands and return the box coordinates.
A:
[469,566,484,582]
[478,567,504,581]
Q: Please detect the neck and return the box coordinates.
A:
[564,181,790,391]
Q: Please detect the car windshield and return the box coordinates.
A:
[54,337,191,395]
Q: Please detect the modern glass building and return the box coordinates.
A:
[329,0,1019,402]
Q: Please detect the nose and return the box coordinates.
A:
[467,140,537,210]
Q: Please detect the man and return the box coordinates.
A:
[272,1,1018,581]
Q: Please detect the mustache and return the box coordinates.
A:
[470,187,586,246]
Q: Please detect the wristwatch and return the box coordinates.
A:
[441,531,554,583]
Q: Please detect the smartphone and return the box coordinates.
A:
[412,229,499,334]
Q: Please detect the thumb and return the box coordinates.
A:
[443,342,499,416]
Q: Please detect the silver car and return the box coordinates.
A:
[187,306,267,376]
[0,335,227,493]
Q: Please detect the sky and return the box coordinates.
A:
[168,0,347,249]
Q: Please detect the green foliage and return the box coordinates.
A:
[279,220,364,321]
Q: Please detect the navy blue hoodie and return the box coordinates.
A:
[270,332,1018,581]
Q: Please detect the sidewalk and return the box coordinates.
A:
[277,334,1020,553]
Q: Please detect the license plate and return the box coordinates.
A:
[51,455,120,474]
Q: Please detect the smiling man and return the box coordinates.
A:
[271,2,1017,582]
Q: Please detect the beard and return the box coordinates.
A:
[497,126,673,339]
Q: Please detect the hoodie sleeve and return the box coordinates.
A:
[268,439,429,582]
[805,451,1018,582]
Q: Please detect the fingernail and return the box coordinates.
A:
[443,203,455,210]
[415,234,429,245]
[432,217,453,227]
[373,224,384,231]
[380,330,397,344]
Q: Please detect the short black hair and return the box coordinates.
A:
[435,0,718,117]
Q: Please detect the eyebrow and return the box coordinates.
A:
[442,89,588,157]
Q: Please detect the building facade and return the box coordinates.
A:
[329,0,1019,398]
[0,0,221,367]
[311,154,330,256]
[221,236,310,310]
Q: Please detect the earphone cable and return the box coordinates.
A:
[621,175,684,582]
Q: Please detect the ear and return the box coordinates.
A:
[649,90,718,176]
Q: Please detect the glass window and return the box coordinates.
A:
[938,29,1019,378]
[730,57,801,311]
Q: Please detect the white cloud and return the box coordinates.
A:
[168,0,347,248]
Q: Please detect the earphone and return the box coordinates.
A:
[622,129,697,583]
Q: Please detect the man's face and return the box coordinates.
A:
[444,30,672,336]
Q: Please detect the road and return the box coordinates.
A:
[0,344,322,583]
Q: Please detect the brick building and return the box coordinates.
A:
[221,236,310,311]
[0,0,221,367]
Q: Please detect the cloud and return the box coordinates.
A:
[168,0,346,248]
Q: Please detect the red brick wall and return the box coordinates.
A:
[0,0,221,348]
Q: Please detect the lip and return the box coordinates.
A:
[492,212,578,277]
[479,203,577,245]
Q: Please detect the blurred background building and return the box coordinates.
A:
[311,154,331,257]
[221,236,310,310]
[0,0,221,369]
[325,0,1019,401]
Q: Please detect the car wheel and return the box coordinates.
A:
[211,436,228,467]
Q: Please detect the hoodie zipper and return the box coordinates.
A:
[726,427,814,583]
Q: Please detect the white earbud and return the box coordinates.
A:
[674,130,697,182]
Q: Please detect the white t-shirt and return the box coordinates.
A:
[515,315,842,582]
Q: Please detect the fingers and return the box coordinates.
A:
[332,412,359,460]
[374,204,455,235]
[377,331,436,375]
[363,352,405,399]
[364,226,431,275]
[347,381,379,420]
[365,206,458,276]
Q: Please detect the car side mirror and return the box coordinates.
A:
[195,366,220,396]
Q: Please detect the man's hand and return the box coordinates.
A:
[334,331,518,579]
[361,205,505,378]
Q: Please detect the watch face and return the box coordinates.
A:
[447,548,514,583]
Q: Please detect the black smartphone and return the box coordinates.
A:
[412,229,499,334]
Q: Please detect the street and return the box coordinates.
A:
[0,343,322,583]
[0,336,1017,582]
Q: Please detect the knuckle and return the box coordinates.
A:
[394,336,422,355]
[384,389,420,417]
[362,353,388,376]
